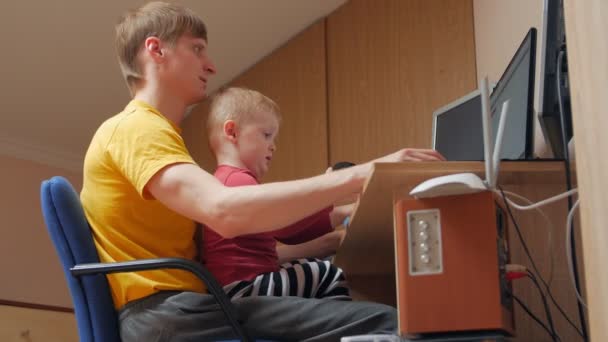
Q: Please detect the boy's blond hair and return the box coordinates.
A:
[208,87,281,154]
[115,1,207,91]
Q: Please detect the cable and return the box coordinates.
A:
[498,187,584,337]
[566,199,587,308]
[499,190,556,286]
[507,265,559,341]
[558,49,588,341]
[527,271,560,341]
[494,188,577,211]
[509,290,560,341]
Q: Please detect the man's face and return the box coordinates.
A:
[236,111,280,179]
[162,34,216,105]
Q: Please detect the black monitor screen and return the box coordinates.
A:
[490,28,536,160]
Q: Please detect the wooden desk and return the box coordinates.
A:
[334,161,582,341]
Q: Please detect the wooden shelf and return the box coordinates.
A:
[334,161,566,276]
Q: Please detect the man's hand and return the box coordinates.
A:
[373,148,445,163]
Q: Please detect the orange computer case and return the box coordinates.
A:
[394,191,514,336]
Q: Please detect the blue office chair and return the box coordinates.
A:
[40,176,252,342]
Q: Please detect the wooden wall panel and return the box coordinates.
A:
[182,101,214,172]
[326,0,477,164]
[563,0,608,340]
[183,20,328,183]
[0,305,77,342]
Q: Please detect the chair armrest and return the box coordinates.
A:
[71,257,250,342]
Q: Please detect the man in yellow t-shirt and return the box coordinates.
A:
[83,2,444,341]
[81,99,203,309]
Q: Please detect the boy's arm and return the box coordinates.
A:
[146,148,444,239]
[273,207,333,244]
[276,230,346,264]
[276,202,355,245]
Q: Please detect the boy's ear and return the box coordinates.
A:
[223,120,238,142]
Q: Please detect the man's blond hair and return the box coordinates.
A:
[208,87,281,153]
[115,1,207,91]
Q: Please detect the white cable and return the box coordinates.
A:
[498,190,555,286]
[494,188,578,211]
[566,199,587,308]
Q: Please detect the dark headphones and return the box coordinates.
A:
[331,161,356,170]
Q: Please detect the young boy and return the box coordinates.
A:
[81,1,444,340]
[204,87,352,300]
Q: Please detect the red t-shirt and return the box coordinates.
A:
[203,165,333,285]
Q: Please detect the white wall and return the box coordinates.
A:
[474,0,551,157]
[0,155,79,308]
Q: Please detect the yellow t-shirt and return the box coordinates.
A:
[80,99,205,309]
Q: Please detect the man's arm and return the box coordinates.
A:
[146,148,443,239]
[146,162,364,239]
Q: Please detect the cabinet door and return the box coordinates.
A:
[327,0,477,163]
[564,1,608,340]
[0,305,78,342]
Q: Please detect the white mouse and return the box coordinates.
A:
[409,173,488,199]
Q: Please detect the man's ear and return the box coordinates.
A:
[223,120,238,142]
[144,36,164,62]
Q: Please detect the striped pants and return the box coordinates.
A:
[223,258,351,301]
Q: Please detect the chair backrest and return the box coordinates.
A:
[40,176,121,342]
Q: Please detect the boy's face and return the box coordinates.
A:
[236,111,280,179]
[161,34,216,105]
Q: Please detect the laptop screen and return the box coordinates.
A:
[432,90,484,161]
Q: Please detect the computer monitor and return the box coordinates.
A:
[489,27,537,160]
[433,28,536,161]
[538,0,572,159]
[432,90,484,161]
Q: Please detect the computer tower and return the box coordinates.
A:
[394,191,514,337]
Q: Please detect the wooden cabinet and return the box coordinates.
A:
[564,1,608,340]
[0,305,77,342]
[334,161,577,341]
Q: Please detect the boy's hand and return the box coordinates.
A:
[276,230,347,263]
[330,203,356,228]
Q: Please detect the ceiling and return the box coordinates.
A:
[0,0,346,171]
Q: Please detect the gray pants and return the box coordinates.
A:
[119,291,397,342]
